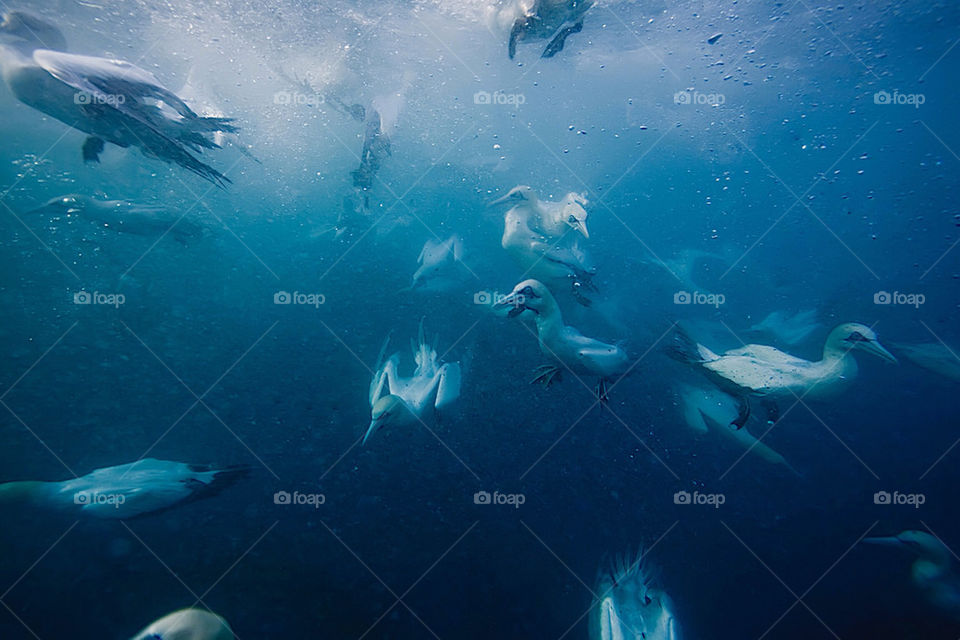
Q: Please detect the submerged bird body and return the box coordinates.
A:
[749,309,821,346]
[495,0,595,59]
[894,342,960,383]
[130,608,234,640]
[0,458,248,519]
[496,279,627,398]
[677,382,798,474]
[670,323,896,427]
[0,11,237,186]
[492,185,595,302]
[365,322,461,445]
[29,193,204,243]
[409,234,465,291]
[864,530,960,619]
[590,550,680,640]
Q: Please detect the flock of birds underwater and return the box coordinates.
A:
[0,1,958,638]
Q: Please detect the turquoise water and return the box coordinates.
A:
[1,1,959,638]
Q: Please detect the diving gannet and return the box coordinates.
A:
[893,342,960,383]
[490,185,596,305]
[494,0,595,59]
[28,193,205,244]
[590,549,680,640]
[749,309,821,346]
[865,530,960,619]
[669,323,897,428]
[0,458,249,519]
[0,11,237,187]
[130,608,234,640]
[365,320,461,445]
[407,234,466,292]
[495,279,628,401]
[677,382,799,475]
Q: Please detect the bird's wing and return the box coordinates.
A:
[369,355,400,407]
[56,459,192,518]
[576,342,626,375]
[33,50,198,122]
[705,354,808,392]
[451,235,464,261]
[724,344,809,367]
[435,362,461,410]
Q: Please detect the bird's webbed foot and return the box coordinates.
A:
[531,364,562,387]
[541,21,584,58]
[730,395,751,430]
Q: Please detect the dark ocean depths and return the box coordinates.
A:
[1,0,958,638]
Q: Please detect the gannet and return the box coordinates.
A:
[490,185,589,239]
[495,279,628,401]
[0,458,249,519]
[677,382,799,475]
[0,11,237,187]
[894,342,960,383]
[490,185,596,305]
[130,608,234,640]
[590,550,680,640]
[364,320,461,445]
[864,530,960,618]
[669,323,897,428]
[28,193,205,244]
[351,108,391,191]
[749,309,821,346]
[407,234,466,292]
[493,0,595,59]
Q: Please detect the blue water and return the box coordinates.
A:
[1,0,959,638]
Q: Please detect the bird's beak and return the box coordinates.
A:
[361,418,381,446]
[493,291,525,317]
[487,193,512,207]
[863,536,903,547]
[861,340,898,364]
[571,219,589,239]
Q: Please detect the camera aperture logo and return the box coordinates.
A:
[873,290,925,308]
[273,490,326,508]
[674,490,725,509]
[673,290,725,308]
[73,291,125,308]
[274,291,326,308]
[473,490,525,509]
[73,491,126,508]
[874,490,925,509]
[474,90,525,107]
